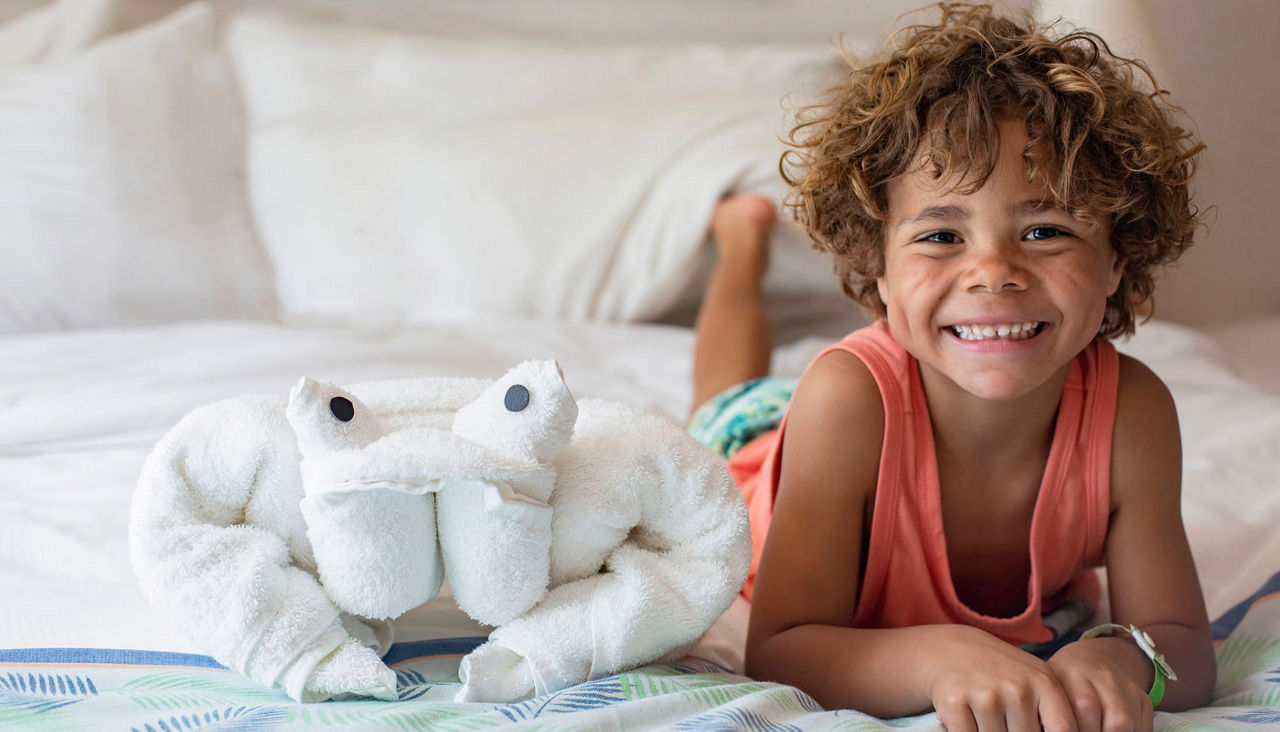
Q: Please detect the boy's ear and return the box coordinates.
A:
[876,276,889,305]
[1107,255,1125,297]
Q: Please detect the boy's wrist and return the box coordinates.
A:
[1080,624,1173,705]
[1088,635,1154,687]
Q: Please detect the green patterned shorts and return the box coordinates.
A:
[687,376,798,460]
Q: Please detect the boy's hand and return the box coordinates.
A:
[1048,637,1154,732]
[926,625,1077,732]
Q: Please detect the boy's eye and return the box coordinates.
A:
[920,231,959,244]
[1025,226,1066,241]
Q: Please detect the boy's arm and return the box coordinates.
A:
[1049,355,1215,716]
[746,352,1077,728]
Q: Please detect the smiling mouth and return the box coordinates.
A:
[947,322,1045,341]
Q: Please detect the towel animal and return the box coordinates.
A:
[130,361,750,703]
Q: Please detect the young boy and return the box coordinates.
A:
[689,3,1213,727]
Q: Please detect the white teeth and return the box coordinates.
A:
[949,322,1042,341]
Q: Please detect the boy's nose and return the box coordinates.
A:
[963,241,1027,293]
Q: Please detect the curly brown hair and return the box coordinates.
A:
[782,2,1204,338]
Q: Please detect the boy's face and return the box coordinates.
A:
[876,119,1123,403]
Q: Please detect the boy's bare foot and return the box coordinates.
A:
[710,194,776,285]
[691,194,777,413]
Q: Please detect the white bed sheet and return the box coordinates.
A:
[1,315,1278,674]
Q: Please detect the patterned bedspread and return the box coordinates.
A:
[3,573,1279,731]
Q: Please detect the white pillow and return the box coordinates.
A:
[226,12,854,325]
[0,3,277,332]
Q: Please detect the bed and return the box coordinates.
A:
[3,1,1279,729]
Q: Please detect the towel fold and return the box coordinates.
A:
[287,361,575,627]
[439,360,576,627]
[128,393,393,702]
[287,378,444,621]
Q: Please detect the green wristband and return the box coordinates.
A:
[1081,623,1178,706]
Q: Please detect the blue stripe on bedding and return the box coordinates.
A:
[0,648,228,668]
[1211,570,1280,640]
[381,636,486,664]
[0,637,490,669]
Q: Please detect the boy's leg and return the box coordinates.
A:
[690,194,776,420]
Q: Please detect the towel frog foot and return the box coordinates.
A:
[306,638,398,702]
[455,641,535,703]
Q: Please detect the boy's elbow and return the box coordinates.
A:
[1163,674,1215,712]
[1161,638,1217,711]
[743,632,771,680]
[743,626,797,684]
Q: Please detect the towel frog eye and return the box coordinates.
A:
[504,384,530,412]
[329,396,355,422]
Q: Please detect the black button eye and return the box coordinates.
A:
[504,384,530,412]
[329,396,354,422]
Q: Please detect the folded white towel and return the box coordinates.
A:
[456,397,751,702]
[132,364,749,705]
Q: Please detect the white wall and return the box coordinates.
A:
[1150,0,1280,325]
[1039,0,1280,326]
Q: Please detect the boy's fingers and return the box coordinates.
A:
[1005,694,1042,732]
[1065,684,1103,732]
[1128,687,1154,732]
[1138,697,1155,732]
[1037,681,1082,732]
[935,701,978,732]
[967,689,1009,732]
[973,707,1009,732]
[1050,668,1100,732]
[1091,677,1146,732]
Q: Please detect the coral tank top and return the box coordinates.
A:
[729,319,1118,646]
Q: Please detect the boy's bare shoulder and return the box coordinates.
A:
[1111,352,1181,504]
[1114,352,1178,430]
[791,348,884,428]
[1116,351,1175,400]
[780,348,885,497]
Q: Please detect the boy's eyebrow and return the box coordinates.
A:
[901,200,1061,225]
[901,205,970,224]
